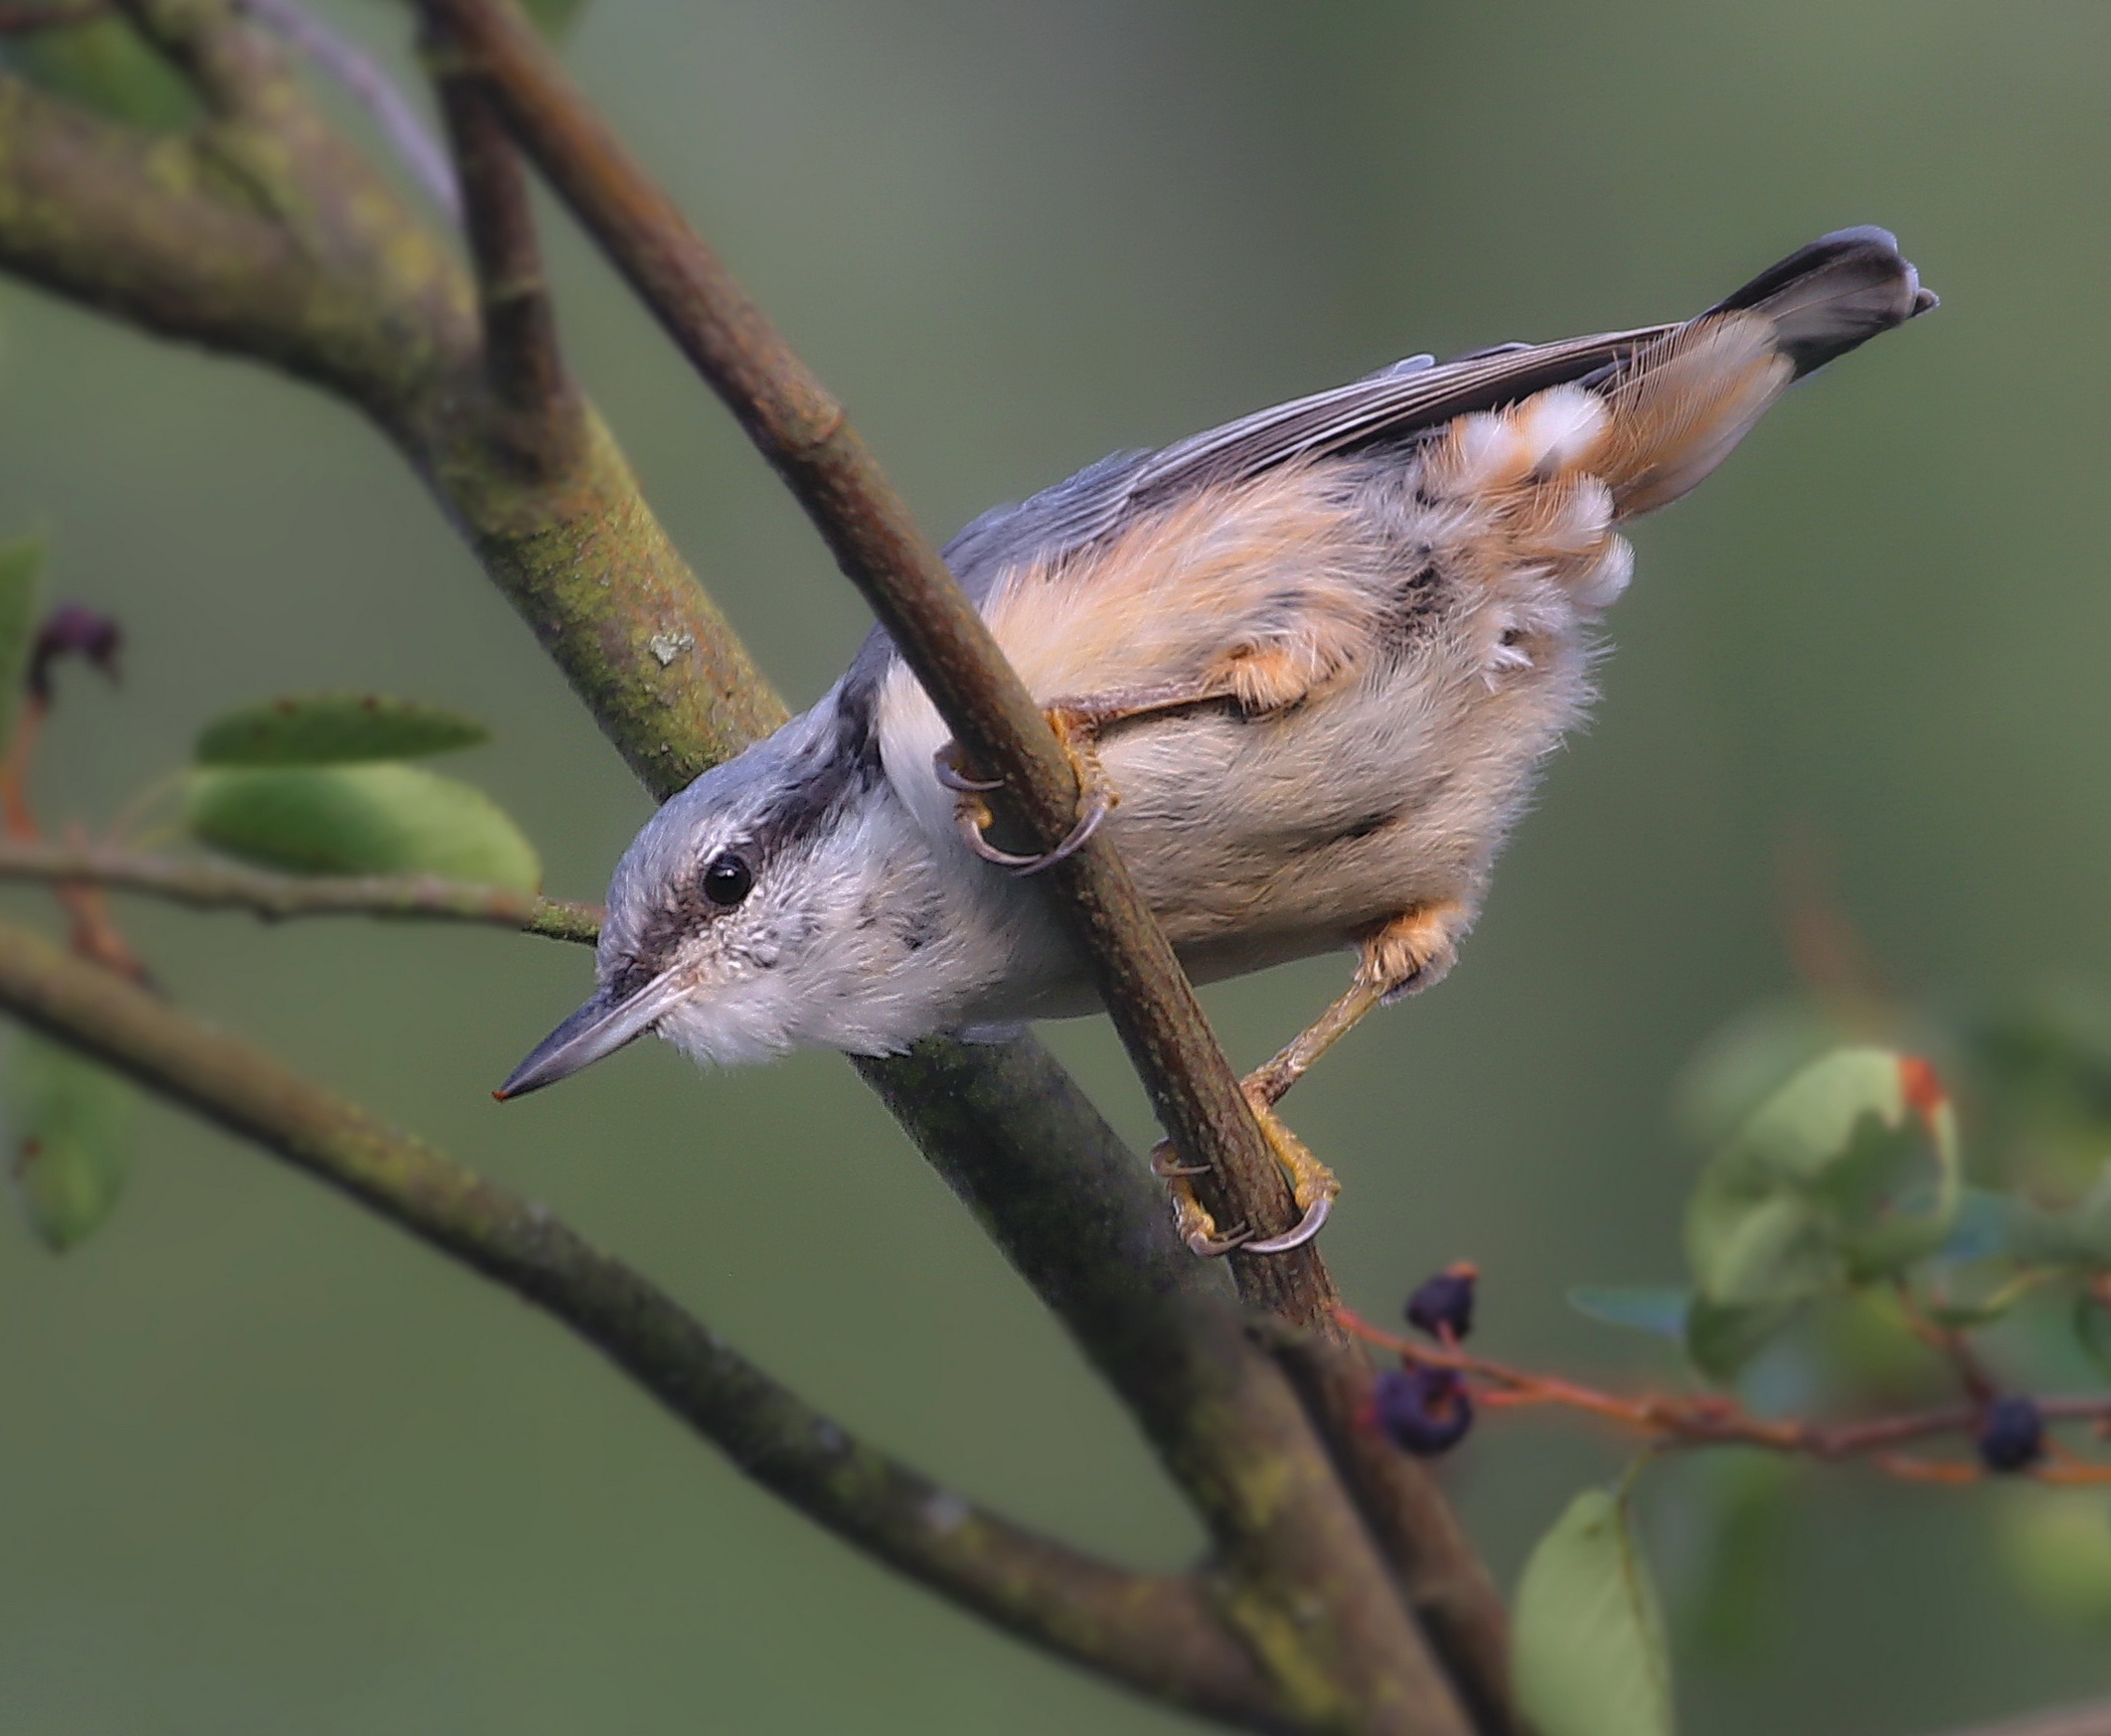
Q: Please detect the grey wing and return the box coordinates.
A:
[839,322,1672,696]
[946,323,1675,587]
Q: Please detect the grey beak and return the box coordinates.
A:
[494,971,688,1100]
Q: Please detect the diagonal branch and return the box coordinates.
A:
[0,915,1289,1733]
[0,838,602,940]
[410,0,1328,1329]
[0,10,1512,1727]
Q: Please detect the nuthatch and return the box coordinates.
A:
[500,228,1934,1254]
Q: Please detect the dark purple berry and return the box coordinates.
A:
[1374,1365,1475,1457]
[1976,1395,2045,1474]
[28,603,121,702]
[1405,1267,1477,1341]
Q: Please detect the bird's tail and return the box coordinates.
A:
[1588,227,1936,517]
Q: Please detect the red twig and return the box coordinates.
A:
[0,695,150,985]
[1336,1307,2111,1486]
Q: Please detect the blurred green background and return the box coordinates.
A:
[2,0,2107,1730]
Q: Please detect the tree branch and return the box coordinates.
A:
[0,915,1290,1732]
[420,2,575,477]
[0,10,1513,1726]
[0,838,602,940]
[409,0,1331,1330]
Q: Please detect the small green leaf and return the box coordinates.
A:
[6,1031,134,1251]
[185,764,541,890]
[1994,1486,2111,1628]
[0,537,46,754]
[1672,999,1846,1151]
[1567,1286,1692,1341]
[1685,1297,1798,1383]
[3,18,201,129]
[1514,1488,1674,1736]
[195,694,492,767]
[1685,1048,1959,1309]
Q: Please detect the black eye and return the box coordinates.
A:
[702,852,754,907]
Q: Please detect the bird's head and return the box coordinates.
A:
[496,704,911,1097]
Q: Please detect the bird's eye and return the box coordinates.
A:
[701,852,754,907]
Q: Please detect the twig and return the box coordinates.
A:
[234,0,461,223]
[1338,1309,2111,1485]
[0,838,602,941]
[0,913,1289,1733]
[420,1,573,471]
[409,0,1329,1328]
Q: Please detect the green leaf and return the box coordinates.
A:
[1567,1286,1692,1341]
[1685,1297,1798,1383]
[1994,1486,2111,1628]
[3,18,201,129]
[185,764,541,890]
[1514,1488,1675,1736]
[6,1031,134,1251]
[0,537,46,754]
[194,694,492,767]
[1672,999,1846,1152]
[1685,1047,1960,1309]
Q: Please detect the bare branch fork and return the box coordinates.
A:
[0,0,1517,1729]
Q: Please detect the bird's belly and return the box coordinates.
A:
[1093,672,1548,961]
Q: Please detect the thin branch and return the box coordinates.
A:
[0,839,602,941]
[410,0,1331,1331]
[1339,1309,2111,1485]
[235,0,462,224]
[420,2,577,480]
[0,914,1289,1733]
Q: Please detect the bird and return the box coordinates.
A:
[498,227,1935,1255]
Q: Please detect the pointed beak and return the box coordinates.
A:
[494,970,689,1100]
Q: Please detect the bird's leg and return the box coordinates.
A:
[937,678,1234,874]
[1158,902,1467,1257]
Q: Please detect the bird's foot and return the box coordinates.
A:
[934,711,1116,875]
[1153,1085,1340,1258]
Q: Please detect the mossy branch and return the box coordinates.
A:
[0,915,1287,1731]
[0,4,1511,1729]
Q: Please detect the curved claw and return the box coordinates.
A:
[1240,1191,1333,1256]
[1184,1219,1253,1257]
[956,803,1053,868]
[933,744,1005,793]
[954,784,1112,874]
[1005,785,1111,876]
